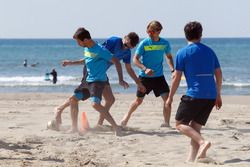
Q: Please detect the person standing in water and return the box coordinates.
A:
[23,59,27,67]
[50,69,57,84]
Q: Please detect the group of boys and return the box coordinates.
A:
[50,20,222,162]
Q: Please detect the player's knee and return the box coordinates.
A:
[69,96,78,105]
[91,102,100,109]
[107,96,115,106]
[175,123,181,131]
[135,98,143,106]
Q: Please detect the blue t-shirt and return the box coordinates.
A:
[83,43,113,82]
[175,42,220,99]
[135,37,171,77]
[102,36,131,69]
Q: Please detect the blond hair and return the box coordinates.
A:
[147,20,163,31]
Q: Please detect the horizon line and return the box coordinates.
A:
[1,37,250,40]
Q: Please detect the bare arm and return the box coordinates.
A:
[165,53,175,74]
[125,63,146,92]
[61,59,84,67]
[110,57,129,89]
[133,54,154,76]
[166,70,182,106]
[214,68,223,110]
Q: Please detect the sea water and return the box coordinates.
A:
[0,38,249,95]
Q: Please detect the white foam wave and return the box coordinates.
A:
[223,82,250,87]
[0,76,249,88]
[0,76,81,86]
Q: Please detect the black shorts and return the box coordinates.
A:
[137,76,170,97]
[175,95,215,126]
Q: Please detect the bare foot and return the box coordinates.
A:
[115,126,123,137]
[78,128,88,136]
[54,107,62,125]
[120,120,127,128]
[65,127,78,134]
[197,141,211,159]
[160,122,171,128]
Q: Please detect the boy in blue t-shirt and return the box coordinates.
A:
[166,21,222,161]
[55,27,123,136]
[52,32,145,130]
[121,20,175,128]
[96,33,145,126]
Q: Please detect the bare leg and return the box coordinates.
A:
[176,121,211,161]
[197,141,211,159]
[121,97,143,127]
[160,94,171,127]
[92,102,121,136]
[54,98,70,125]
[97,85,115,125]
[187,121,202,162]
[68,96,79,133]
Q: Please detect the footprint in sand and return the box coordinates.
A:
[235,145,250,151]
[220,119,234,126]
[197,157,224,165]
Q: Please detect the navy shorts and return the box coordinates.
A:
[74,82,90,101]
[74,81,108,104]
[87,81,107,104]
[137,76,170,97]
[175,95,215,126]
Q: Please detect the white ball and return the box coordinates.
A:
[47,120,58,131]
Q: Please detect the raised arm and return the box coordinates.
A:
[61,59,84,67]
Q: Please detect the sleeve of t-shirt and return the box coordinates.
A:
[164,41,171,55]
[122,50,131,64]
[135,41,145,57]
[103,38,114,51]
[175,50,185,71]
[213,51,220,69]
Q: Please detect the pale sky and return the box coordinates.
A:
[1,0,250,38]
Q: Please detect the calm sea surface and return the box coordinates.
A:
[0,38,249,95]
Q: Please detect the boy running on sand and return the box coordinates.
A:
[166,21,222,161]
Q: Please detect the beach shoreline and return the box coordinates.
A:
[0,93,250,167]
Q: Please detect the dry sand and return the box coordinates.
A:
[0,93,250,167]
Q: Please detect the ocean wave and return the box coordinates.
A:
[223,82,250,87]
[0,76,81,86]
[0,76,249,88]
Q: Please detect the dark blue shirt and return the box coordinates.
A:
[102,36,131,69]
[175,42,220,99]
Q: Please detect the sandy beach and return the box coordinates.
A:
[0,93,250,167]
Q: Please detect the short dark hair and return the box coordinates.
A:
[184,21,203,41]
[127,32,139,47]
[73,27,91,41]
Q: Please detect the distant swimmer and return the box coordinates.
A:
[31,62,39,67]
[50,69,57,84]
[23,59,27,67]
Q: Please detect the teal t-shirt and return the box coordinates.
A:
[135,37,171,77]
[83,43,112,82]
